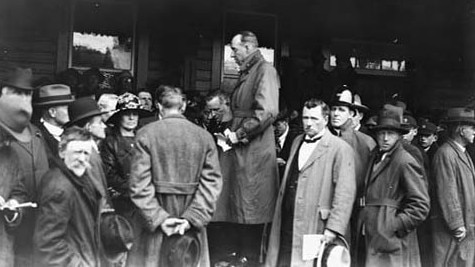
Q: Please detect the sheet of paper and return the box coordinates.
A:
[215,133,232,152]
[302,234,324,261]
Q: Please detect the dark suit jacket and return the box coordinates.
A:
[35,122,59,160]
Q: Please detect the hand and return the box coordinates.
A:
[226,132,239,145]
[160,218,191,236]
[454,226,467,242]
[323,229,337,243]
[277,158,286,166]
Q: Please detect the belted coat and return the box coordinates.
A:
[128,114,222,267]
[223,50,280,224]
[265,130,356,267]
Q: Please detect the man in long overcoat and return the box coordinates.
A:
[356,105,429,267]
[431,108,475,267]
[0,67,49,267]
[128,86,222,267]
[222,30,279,264]
[34,127,106,267]
[265,99,356,267]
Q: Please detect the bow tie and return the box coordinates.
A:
[303,136,322,143]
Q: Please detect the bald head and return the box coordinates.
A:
[230,31,259,66]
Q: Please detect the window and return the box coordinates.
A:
[70,1,135,71]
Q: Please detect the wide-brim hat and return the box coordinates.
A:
[106,92,151,125]
[330,86,355,109]
[444,107,475,125]
[159,231,201,267]
[1,67,34,91]
[64,97,107,128]
[316,237,351,267]
[34,84,74,107]
[100,212,134,261]
[372,104,409,134]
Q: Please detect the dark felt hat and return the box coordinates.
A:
[100,212,134,261]
[1,67,34,90]
[159,231,201,267]
[419,121,437,135]
[372,104,409,134]
[106,92,151,125]
[64,97,106,128]
[402,115,418,130]
[444,107,475,126]
[34,84,74,107]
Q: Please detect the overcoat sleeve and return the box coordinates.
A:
[326,144,356,236]
[129,134,170,232]
[396,157,430,236]
[432,150,464,231]
[181,138,223,229]
[236,63,279,140]
[34,184,83,267]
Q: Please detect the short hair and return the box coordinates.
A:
[156,85,185,109]
[303,99,330,118]
[59,126,92,153]
[238,31,259,47]
[205,89,229,106]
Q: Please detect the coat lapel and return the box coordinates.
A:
[449,140,475,174]
[300,130,330,172]
[369,142,401,183]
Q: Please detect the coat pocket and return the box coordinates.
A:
[366,207,402,254]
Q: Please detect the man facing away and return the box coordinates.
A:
[356,104,429,267]
[265,99,356,267]
[431,108,475,267]
[128,86,222,266]
[221,30,280,265]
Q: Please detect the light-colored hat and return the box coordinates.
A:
[316,237,351,267]
[34,84,74,107]
[353,94,369,112]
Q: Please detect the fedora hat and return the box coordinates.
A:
[34,84,74,107]
[64,97,106,128]
[160,231,201,267]
[1,67,34,91]
[106,93,151,125]
[100,212,134,261]
[315,237,350,267]
[444,107,475,125]
[331,86,355,109]
[353,94,369,112]
[372,104,409,134]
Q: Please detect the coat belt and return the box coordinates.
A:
[155,181,199,195]
[358,197,400,209]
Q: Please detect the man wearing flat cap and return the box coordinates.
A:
[356,104,429,267]
[418,120,439,163]
[431,108,475,267]
[34,84,74,159]
[0,67,50,267]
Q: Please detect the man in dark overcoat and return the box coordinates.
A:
[221,30,280,264]
[128,86,222,267]
[356,104,429,267]
[431,107,475,267]
[34,126,106,267]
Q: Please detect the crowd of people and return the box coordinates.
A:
[0,30,473,267]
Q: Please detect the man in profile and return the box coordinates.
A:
[128,86,222,266]
[221,30,280,265]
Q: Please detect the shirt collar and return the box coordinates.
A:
[41,119,64,139]
[453,139,466,153]
[278,126,289,146]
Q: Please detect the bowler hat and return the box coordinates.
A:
[1,67,34,91]
[419,120,437,135]
[64,97,106,128]
[372,104,409,134]
[331,86,355,109]
[34,84,74,107]
[159,231,201,267]
[315,237,350,267]
[100,212,134,261]
[444,107,475,125]
[106,93,151,125]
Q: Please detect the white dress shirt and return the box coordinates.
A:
[298,129,325,170]
[41,119,64,142]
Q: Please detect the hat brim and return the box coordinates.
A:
[1,82,34,91]
[372,125,409,135]
[331,101,354,109]
[443,119,475,126]
[64,110,108,128]
[354,104,369,112]
[106,108,152,125]
[418,129,437,135]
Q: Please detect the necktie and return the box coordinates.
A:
[303,135,322,143]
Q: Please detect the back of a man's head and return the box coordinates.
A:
[157,85,185,110]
